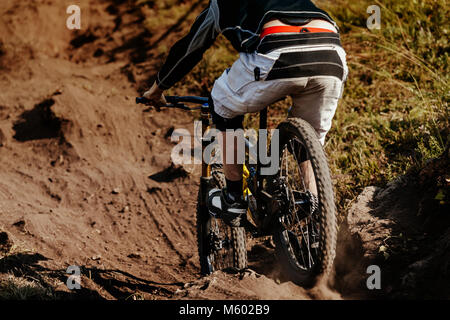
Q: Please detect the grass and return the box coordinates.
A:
[140,0,448,213]
[0,274,54,300]
[321,0,449,210]
[0,238,54,300]
[139,0,209,56]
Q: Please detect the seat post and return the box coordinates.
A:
[259,108,267,131]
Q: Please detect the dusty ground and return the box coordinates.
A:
[0,0,448,300]
[0,0,205,300]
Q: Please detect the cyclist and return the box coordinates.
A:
[143,0,348,227]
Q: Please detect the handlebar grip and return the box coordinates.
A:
[136,97,149,105]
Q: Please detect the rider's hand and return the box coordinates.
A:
[142,82,166,111]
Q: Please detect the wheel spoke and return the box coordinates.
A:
[278,137,319,271]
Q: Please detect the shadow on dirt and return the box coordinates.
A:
[70,32,98,49]
[0,252,184,300]
[83,267,181,299]
[148,164,189,183]
[13,99,66,142]
[0,252,103,299]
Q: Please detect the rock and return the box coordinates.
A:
[346,186,392,259]
[111,187,121,194]
[343,155,450,299]
[240,269,261,280]
[374,176,407,201]
[119,205,129,213]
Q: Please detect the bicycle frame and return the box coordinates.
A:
[137,94,336,279]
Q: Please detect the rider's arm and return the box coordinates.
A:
[156,5,221,90]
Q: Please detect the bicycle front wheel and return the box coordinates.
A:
[196,166,247,275]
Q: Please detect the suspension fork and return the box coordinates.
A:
[255,108,273,230]
[200,103,212,208]
[255,108,280,233]
[201,103,211,178]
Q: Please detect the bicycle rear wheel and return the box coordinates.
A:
[270,118,337,287]
[196,166,247,274]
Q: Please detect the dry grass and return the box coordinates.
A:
[0,274,54,300]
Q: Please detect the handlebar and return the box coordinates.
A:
[136,96,209,111]
[166,96,209,104]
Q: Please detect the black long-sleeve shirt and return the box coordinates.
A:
[156,0,337,90]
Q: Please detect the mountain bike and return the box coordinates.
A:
[136,95,337,287]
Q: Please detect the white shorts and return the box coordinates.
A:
[211,42,348,145]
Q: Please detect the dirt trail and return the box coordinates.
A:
[0,0,346,300]
[0,0,202,299]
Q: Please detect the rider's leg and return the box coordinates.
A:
[300,161,318,195]
[220,131,243,195]
[208,103,247,226]
[289,77,344,195]
[210,107,245,196]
